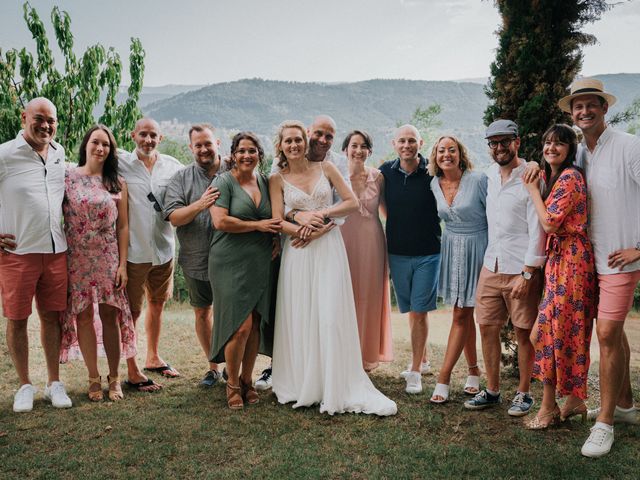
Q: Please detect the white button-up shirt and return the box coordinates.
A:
[118,150,184,265]
[483,161,546,274]
[0,132,67,255]
[576,126,640,274]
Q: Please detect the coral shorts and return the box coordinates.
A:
[0,252,68,320]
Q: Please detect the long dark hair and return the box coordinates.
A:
[78,125,121,193]
[540,124,579,200]
[227,131,265,170]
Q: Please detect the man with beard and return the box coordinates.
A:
[0,97,72,411]
[164,124,225,387]
[464,120,545,416]
[119,118,184,391]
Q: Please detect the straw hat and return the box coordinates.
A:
[558,77,617,113]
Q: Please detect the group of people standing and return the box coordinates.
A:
[1,77,639,458]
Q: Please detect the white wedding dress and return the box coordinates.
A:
[272,168,397,416]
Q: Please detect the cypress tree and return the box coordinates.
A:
[485,1,609,161]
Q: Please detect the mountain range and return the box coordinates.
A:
[136,73,640,166]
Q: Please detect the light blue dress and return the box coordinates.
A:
[430,170,488,307]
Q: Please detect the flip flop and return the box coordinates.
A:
[124,378,163,392]
[144,364,180,378]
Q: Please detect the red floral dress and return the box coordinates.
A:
[532,168,596,399]
[60,168,136,363]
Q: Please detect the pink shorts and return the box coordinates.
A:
[0,252,68,320]
[597,270,640,321]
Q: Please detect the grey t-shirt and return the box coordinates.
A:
[163,161,227,281]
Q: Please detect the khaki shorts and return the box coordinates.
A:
[0,252,67,320]
[475,267,542,330]
[126,260,173,313]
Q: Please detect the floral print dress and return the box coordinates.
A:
[532,168,596,399]
[60,167,136,363]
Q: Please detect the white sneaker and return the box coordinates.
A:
[44,381,72,409]
[581,423,614,458]
[254,367,272,391]
[400,361,431,378]
[586,406,639,425]
[405,371,422,394]
[13,384,37,413]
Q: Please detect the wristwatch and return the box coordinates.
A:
[521,271,533,280]
[636,241,640,251]
[287,209,300,224]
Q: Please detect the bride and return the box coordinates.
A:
[269,120,397,416]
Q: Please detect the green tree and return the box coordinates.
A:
[484,0,609,162]
[610,97,640,135]
[0,2,145,156]
[158,137,193,166]
[383,103,442,162]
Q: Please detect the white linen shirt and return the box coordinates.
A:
[483,161,546,274]
[576,127,640,274]
[118,150,184,265]
[0,132,67,255]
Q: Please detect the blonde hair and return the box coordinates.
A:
[428,135,473,177]
[274,120,308,169]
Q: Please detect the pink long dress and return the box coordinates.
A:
[60,167,136,363]
[340,167,393,371]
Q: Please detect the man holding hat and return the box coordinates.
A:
[558,77,640,458]
[464,119,546,416]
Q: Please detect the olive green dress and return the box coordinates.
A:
[208,171,275,363]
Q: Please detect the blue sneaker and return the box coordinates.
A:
[200,370,221,387]
[464,389,501,410]
[508,391,534,417]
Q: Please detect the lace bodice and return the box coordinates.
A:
[281,169,333,211]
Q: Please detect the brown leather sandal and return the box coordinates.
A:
[107,375,124,402]
[226,383,244,410]
[240,378,259,405]
[88,376,103,402]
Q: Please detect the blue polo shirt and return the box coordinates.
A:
[379,155,441,256]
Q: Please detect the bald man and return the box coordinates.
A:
[379,125,442,394]
[118,118,184,391]
[0,97,73,412]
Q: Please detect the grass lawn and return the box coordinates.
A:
[1,304,639,479]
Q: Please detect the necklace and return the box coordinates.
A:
[440,176,461,206]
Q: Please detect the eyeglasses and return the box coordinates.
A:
[487,138,516,149]
[147,192,162,212]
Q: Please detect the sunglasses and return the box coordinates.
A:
[147,192,162,212]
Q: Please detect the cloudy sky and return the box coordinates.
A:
[1,0,639,86]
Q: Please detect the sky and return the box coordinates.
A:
[1,0,639,87]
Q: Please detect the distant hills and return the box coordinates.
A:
[138,73,640,166]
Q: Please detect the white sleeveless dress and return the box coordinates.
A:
[272,169,397,416]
